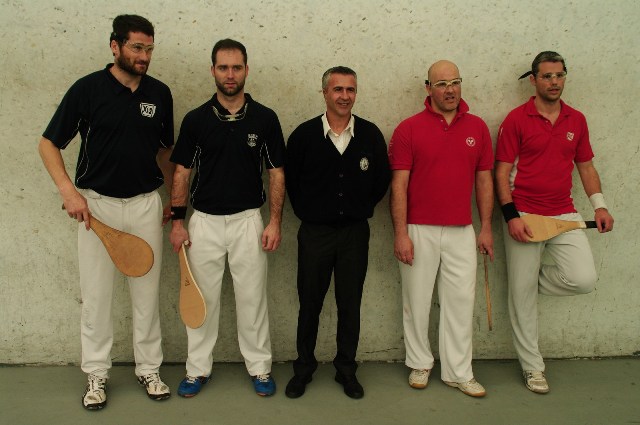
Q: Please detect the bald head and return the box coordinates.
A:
[427,60,460,83]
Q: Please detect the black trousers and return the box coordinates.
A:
[293,220,370,378]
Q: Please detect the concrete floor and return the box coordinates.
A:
[1,358,638,425]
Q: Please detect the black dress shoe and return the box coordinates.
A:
[335,373,364,399]
[285,375,312,398]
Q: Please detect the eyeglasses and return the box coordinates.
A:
[426,78,462,90]
[123,41,155,54]
[537,72,567,81]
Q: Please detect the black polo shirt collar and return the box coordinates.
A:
[103,63,152,95]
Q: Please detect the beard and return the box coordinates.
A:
[116,55,149,77]
[215,78,245,97]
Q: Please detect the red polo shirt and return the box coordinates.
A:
[389,97,494,225]
[496,97,594,215]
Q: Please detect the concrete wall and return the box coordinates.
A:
[1,0,638,365]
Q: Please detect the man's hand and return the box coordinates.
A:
[594,208,614,233]
[62,190,91,230]
[507,217,534,243]
[394,233,414,266]
[477,227,494,261]
[169,220,190,253]
[261,222,281,252]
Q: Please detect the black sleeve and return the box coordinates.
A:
[284,126,303,210]
[42,78,88,149]
[371,126,391,206]
[170,110,198,168]
[160,86,175,148]
[263,110,286,169]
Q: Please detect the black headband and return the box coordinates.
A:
[518,70,534,80]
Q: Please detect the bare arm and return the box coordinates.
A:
[475,169,494,261]
[169,164,192,252]
[390,170,413,265]
[157,147,176,226]
[38,137,91,230]
[576,160,614,232]
[262,167,285,252]
[495,160,532,242]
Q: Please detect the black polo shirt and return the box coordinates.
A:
[43,64,174,198]
[171,94,285,215]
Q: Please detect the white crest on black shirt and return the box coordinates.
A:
[140,103,156,118]
[360,157,369,171]
[247,134,258,147]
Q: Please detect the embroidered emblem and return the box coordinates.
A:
[140,103,156,118]
[566,132,574,141]
[466,137,476,147]
[247,134,258,147]
[360,157,369,171]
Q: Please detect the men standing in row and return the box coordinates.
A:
[169,39,285,398]
[284,66,390,399]
[38,14,173,410]
[495,51,614,394]
[389,60,494,397]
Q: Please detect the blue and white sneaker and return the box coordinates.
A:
[252,374,276,396]
[177,375,210,398]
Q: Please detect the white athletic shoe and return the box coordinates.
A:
[138,373,171,400]
[82,374,107,410]
[444,378,487,397]
[523,370,549,394]
[409,369,431,389]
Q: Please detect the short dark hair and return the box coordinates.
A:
[531,51,567,75]
[211,39,247,65]
[321,66,357,90]
[110,14,154,44]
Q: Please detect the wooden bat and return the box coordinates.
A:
[89,217,154,277]
[520,214,597,242]
[62,205,154,277]
[178,243,206,329]
[483,254,492,331]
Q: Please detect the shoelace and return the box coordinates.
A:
[255,374,271,383]
[88,375,106,392]
[413,370,429,378]
[142,373,164,389]
[185,376,199,384]
[525,371,545,382]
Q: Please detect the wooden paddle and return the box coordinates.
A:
[89,217,154,277]
[178,243,206,329]
[520,214,597,242]
[62,205,154,277]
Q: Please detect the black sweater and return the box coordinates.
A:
[285,115,390,224]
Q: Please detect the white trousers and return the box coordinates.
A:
[185,209,272,377]
[79,189,164,379]
[400,224,477,382]
[503,212,597,372]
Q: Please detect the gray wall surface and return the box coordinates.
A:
[1,0,638,365]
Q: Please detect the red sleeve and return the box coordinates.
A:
[574,113,594,163]
[477,120,494,171]
[388,120,413,170]
[495,110,520,163]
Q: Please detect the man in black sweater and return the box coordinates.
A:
[284,66,390,399]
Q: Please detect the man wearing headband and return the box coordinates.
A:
[169,38,285,398]
[389,60,494,398]
[495,51,614,394]
[39,14,173,410]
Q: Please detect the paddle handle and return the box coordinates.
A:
[583,221,597,229]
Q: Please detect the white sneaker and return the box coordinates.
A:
[409,369,431,389]
[523,370,549,394]
[138,373,171,400]
[82,374,107,410]
[444,378,486,397]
